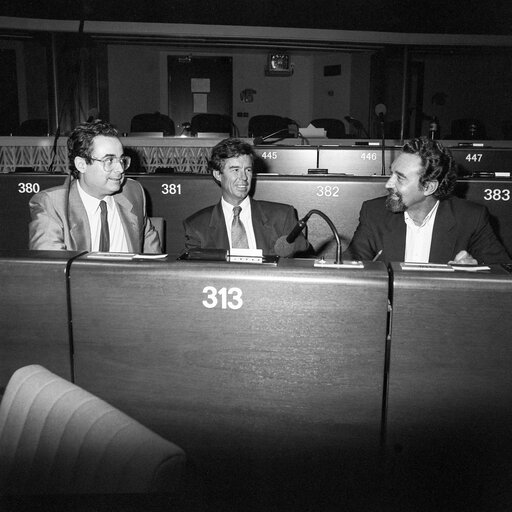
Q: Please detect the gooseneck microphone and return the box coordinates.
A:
[274,209,342,263]
[286,213,312,243]
[253,128,291,146]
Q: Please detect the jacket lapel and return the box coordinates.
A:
[429,199,456,262]
[68,181,91,251]
[208,202,230,249]
[114,193,139,252]
[251,199,272,254]
[382,212,407,262]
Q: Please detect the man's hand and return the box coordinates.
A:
[448,250,478,265]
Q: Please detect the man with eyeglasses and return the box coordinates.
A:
[29,120,161,253]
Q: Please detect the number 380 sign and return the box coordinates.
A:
[202,286,243,309]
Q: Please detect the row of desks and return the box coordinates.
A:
[2,137,512,175]
[1,251,512,508]
[2,173,512,259]
[253,143,512,176]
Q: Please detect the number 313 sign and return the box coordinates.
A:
[202,286,243,309]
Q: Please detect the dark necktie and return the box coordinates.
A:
[231,206,249,249]
[99,200,110,252]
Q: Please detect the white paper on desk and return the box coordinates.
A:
[299,124,326,138]
[400,262,454,272]
[451,265,491,272]
[133,253,168,260]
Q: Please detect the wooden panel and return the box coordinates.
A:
[0,251,77,390]
[0,174,66,251]
[385,264,512,509]
[70,259,388,503]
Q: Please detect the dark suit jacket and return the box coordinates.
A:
[29,177,161,253]
[183,198,309,256]
[346,195,511,264]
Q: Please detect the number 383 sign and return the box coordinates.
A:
[202,286,243,309]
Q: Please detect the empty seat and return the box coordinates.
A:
[13,119,48,136]
[248,115,296,138]
[447,118,487,140]
[0,365,186,495]
[190,114,236,137]
[310,118,346,138]
[130,112,175,136]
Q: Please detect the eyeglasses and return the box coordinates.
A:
[90,155,131,172]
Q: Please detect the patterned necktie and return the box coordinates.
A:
[231,206,249,249]
[99,200,110,252]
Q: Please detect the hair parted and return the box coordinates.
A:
[208,138,255,174]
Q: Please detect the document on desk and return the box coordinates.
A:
[86,252,168,261]
[400,262,455,272]
[400,262,491,272]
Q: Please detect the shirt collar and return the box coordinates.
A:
[221,196,251,217]
[77,180,114,214]
[404,200,440,228]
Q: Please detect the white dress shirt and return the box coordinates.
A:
[404,200,440,263]
[77,182,129,252]
[221,196,257,250]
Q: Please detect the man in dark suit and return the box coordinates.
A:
[346,136,510,264]
[183,138,309,256]
[29,120,160,253]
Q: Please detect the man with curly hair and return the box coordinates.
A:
[345,136,510,264]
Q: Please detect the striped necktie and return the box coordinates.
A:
[231,206,249,249]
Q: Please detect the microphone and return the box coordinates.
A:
[274,212,312,258]
[375,103,387,120]
[253,128,291,145]
[274,209,342,263]
[286,213,311,243]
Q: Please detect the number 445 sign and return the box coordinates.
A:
[202,286,243,309]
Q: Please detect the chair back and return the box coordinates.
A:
[13,119,49,136]
[248,115,290,138]
[130,112,175,136]
[310,118,346,138]
[150,216,166,253]
[0,365,185,495]
[448,118,486,140]
[190,113,235,137]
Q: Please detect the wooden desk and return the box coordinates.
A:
[70,258,389,504]
[0,250,81,390]
[385,263,512,510]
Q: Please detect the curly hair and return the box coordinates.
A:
[402,136,457,200]
[67,120,119,178]
[208,138,255,174]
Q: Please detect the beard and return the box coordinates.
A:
[385,191,406,212]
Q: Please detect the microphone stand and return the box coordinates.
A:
[379,115,386,176]
[253,128,291,146]
[306,209,342,264]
